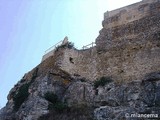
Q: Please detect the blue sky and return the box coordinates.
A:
[0,0,141,108]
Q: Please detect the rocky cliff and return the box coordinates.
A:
[1,0,160,120]
[0,52,160,120]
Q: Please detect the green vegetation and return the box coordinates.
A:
[94,76,113,89]
[44,92,58,103]
[44,92,68,112]
[38,104,94,120]
[48,102,68,112]
[55,42,74,52]
[80,78,87,82]
[80,79,86,82]
[13,83,30,111]
[67,42,74,49]
[13,68,38,111]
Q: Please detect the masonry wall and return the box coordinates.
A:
[59,48,98,80]
[103,0,159,28]
[57,0,160,82]
[95,0,160,81]
[42,50,55,62]
[59,40,160,82]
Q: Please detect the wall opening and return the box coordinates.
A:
[69,57,74,64]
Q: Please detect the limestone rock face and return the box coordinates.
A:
[16,96,49,120]
[94,79,160,120]
[1,0,160,120]
[63,82,94,106]
[0,63,160,120]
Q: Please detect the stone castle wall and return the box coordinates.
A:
[103,0,159,28]
[42,50,54,62]
[40,0,160,82]
[57,0,160,82]
[59,39,160,82]
[95,0,160,81]
[2,1,160,119]
[59,48,99,81]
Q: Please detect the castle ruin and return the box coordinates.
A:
[42,0,160,82]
